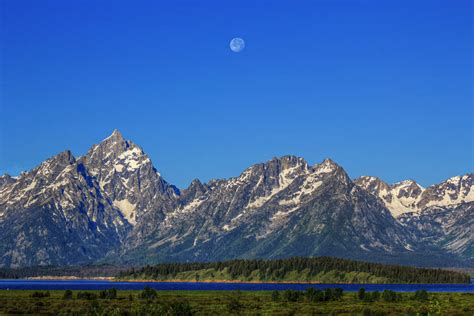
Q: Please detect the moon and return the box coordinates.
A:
[230,38,245,53]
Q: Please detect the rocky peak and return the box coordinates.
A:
[180,179,208,203]
[86,130,133,162]
[102,129,125,146]
[314,158,341,173]
[392,180,424,200]
[0,144,131,266]
[354,173,474,217]
[17,150,76,186]
[81,130,149,178]
[79,130,179,226]
[311,158,351,186]
[250,156,309,189]
[186,179,207,194]
[43,150,75,168]
[108,129,124,140]
[0,150,82,206]
[222,156,309,192]
[354,176,391,195]
[274,155,309,169]
[0,174,15,188]
[249,156,308,177]
[417,174,474,209]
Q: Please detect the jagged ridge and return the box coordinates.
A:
[0,130,472,268]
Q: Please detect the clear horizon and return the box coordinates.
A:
[1,1,472,188]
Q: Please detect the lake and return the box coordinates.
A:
[0,279,473,292]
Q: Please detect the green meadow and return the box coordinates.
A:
[0,288,473,315]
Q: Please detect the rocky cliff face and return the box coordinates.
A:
[398,202,473,259]
[355,174,473,260]
[0,175,15,189]
[354,177,424,216]
[354,174,473,216]
[120,157,422,265]
[0,150,130,267]
[79,129,178,226]
[0,130,472,267]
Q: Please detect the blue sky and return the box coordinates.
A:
[1,0,472,188]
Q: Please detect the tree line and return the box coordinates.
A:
[0,264,127,279]
[119,256,471,284]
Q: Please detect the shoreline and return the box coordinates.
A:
[2,277,470,285]
[25,276,114,281]
[114,278,472,285]
[114,279,326,284]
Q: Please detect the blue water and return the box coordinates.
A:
[0,279,473,292]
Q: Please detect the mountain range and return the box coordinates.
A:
[0,130,472,268]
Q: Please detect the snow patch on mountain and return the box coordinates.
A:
[113,199,137,225]
[162,198,205,228]
[279,173,323,206]
[423,175,474,208]
[355,174,473,217]
[314,159,337,174]
[1,130,472,267]
[117,147,148,171]
[179,198,204,213]
[246,164,304,209]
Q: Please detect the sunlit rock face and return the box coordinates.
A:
[0,149,130,267]
[80,129,178,226]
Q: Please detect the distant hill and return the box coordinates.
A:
[117,257,471,284]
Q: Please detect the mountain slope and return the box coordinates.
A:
[355,174,474,260]
[119,157,447,266]
[354,174,473,216]
[79,129,178,225]
[354,177,424,216]
[398,202,473,259]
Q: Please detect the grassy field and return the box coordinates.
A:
[0,289,473,315]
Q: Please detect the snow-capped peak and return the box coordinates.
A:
[418,174,474,209]
[113,146,150,173]
[354,176,425,216]
[0,174,16,188]
[392,179,424,191]
[355,173,473,217]
[102,129,124,142]
[314,158,339,174]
